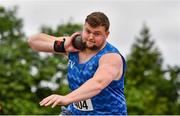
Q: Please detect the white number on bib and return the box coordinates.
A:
[73,99,94,111]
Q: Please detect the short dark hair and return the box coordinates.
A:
[85,12,110,31]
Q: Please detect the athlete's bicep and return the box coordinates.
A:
[92,53,123,89]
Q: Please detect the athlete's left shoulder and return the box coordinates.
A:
[102,43,121,57]
[103,42,126,67]
[100,52,122,63]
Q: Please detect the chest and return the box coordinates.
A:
[78,52,95,64]
[67,56,99,86]
[68,59,98,78]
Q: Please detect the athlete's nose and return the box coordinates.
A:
[89,33,94,40]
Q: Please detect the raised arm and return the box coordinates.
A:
[28,33,80,53]
[28,33,61,52]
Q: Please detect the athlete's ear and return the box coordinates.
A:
[105,31,110,39]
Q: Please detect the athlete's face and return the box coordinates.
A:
[82,23,109,51]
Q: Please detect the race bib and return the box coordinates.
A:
[73,99,94,111]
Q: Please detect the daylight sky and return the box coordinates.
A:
[1,0,180,67]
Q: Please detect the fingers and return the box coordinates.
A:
[39,94,65,108]
[39,95,53,106]
[52,100,60,108]
[39,95,57,107]
[44,97,57,106]
[71,32,81,38]
[64,31,83,52]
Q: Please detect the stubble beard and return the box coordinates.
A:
[84,41,105,51]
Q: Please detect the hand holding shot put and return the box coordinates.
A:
[28,31,84,53]
[28,12,127,115]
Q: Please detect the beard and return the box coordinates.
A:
[86,44,100,50]
[84,41,102,51]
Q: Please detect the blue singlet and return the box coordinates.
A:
[67,42,127,115]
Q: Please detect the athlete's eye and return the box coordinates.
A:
[85,29,91,34]
[93,32,100,37]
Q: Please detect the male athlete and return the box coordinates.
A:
[28,12,127,115]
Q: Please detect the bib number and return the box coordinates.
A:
[73,99,93,111]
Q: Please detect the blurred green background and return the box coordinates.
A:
[0,6,179,115]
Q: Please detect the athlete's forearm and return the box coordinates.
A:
[65,62,119,104]
[28,33,64,52]
[65,78,104,104]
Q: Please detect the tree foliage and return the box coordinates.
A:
[0,5,179,115]
[0,6,82,114]
[125,23,180,114]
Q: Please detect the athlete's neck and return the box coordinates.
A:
[83,41,107,55]
[78,42,107,64]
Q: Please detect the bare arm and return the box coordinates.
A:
[28,33,80,53]
[39,53,123,107]
[28,33,60,52]
[65,53,123,103]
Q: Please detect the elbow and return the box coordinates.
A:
[92,78,112,93]
[27,36,34,48]
[94,81,105,93]
[27,34,41,50]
